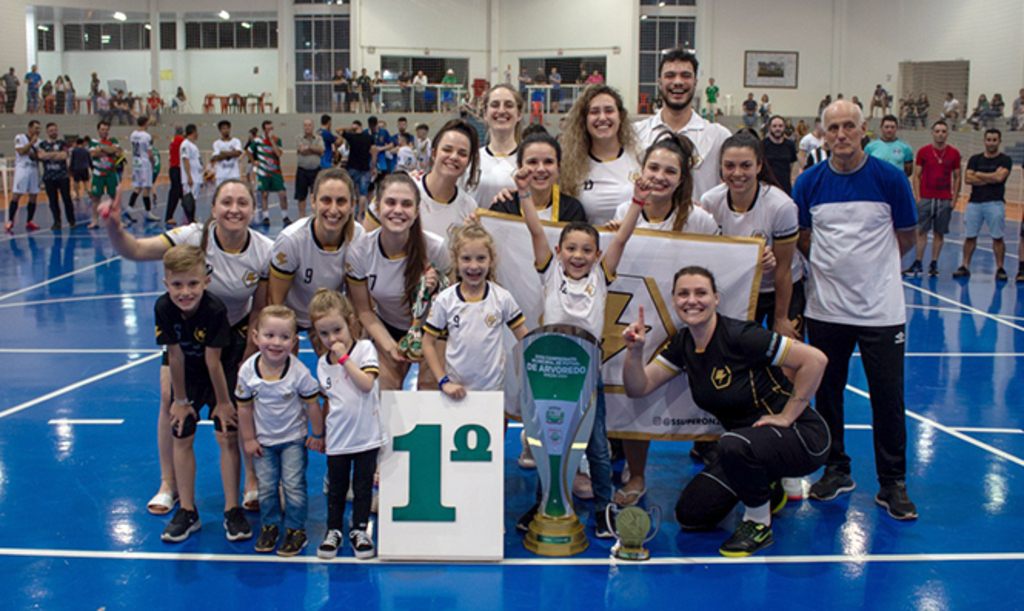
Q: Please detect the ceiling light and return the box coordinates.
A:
[218,11,230,20]
[113,12,127,21]
[37,25,50,32]
[144,24,152,30]
[241,22,251,29]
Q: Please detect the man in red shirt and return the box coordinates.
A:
[904,120,961,277]
[165,125,185,225]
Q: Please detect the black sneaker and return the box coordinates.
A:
[262,216,270,228]
[995,268,1008,282]
[223,506,252,541]
[875,482,918,521]
[1017,268,1024,283]
[594,508,614,539]
[769,480,787,514]
[689,440,719,466]
[277,528,308,557]
[161,507,201,543]
[516,502,540,532]
[952,266,970,278]
[809,469,856,501]
[318,529,343,559]
[928,261,939,277]
[282,216,293,227]
[254,525,279,553]
[902,260,922,277]
[719,521,773,557]
[349,529,376,559]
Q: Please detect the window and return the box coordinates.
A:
[59,22,151,51]
[185,20,277,49]
[160,22,177,50]
[640,0,695,5]
[36,24,55,52]
[638,15,695,113]
[295,15,350,112]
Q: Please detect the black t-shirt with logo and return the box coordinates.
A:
[155,291,231,388]
[656,315,793,430]
[38,139,70,181]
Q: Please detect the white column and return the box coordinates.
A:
[489,0,500,85]
[150,0,160,95]
[25,6,37,70]
[54,9,66,77]
[279,0,295,112]
[830,0,846,97]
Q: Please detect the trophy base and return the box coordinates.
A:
[523,514,589,557]
[611,541,651,561]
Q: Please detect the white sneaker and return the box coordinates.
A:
[572,470,594,500]
[782,477,805,501]
[317,529,343,559]
[145,211,161,222]
[518,429,536,469]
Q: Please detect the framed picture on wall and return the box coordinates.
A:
[743,51,799,89]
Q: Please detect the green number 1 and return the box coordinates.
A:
[391,423,491,522]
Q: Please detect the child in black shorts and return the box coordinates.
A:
[155,244,252,543]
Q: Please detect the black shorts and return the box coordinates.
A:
[294,167,320,201]
[754,279,807,336]
[71,168,90,183]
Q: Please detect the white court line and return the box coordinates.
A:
[854,352,1024,357]
[944,236,1020,261]
[0,353,162,420]
[0,256,122,303]
[0,349,160,355]
[0,546,1021,566]
[952,427,1024,434]
[48,419,124,425]
[905,304,973,315]
[845,384,1024,468]
[0,291,163,309]
[902,282,1024,333]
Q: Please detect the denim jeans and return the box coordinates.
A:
[254,439,308,531]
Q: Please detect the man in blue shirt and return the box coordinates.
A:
[365,115,391,179]
[319,114,337,170]
[25,65,41,113]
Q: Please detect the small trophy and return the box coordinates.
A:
[606,505,661,561]
[398,266,449,361]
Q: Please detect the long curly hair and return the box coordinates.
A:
[559,84,637,198]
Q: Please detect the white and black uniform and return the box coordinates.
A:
[162,223,274,327]
[212,137,243,185]
[612,200,720,234]
[466,146,517,209]
[13,133,40,194]
[576,150,639,225]
[655,314,830,529]
[634,110,731,200]
[415,175,478,242]
[424,281,526,390]
[701,182,806,330]
[234,353,320,446]
[179,138,203,197]
[345,228,451,336]
[130,130,154,188]
[270,217,366,328]
[537,252,613,341]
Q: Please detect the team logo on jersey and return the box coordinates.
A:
[155,326,162,338]
[485,313,500,329]
[236,384,245,396]
[751,230,768,240]
[282,391,295,400]
[275,253,288,267]
[194,328,207,343]
[690,147,704,169]
[242,270,260,288]
[584,283,596,298]
[583,179,594,191]
[711,365,732,390]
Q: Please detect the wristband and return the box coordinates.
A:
[173,398,193,406]
[338,353,350,366]
[632,197,646,207]
[518,190,532,199]
[309,432,325,439]
[439,375,451,390]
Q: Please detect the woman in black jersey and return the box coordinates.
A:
[621,266,830,557]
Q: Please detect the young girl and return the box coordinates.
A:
[101,180,271,531]
[466,84,524,208]
[236,306,324,556]
[514,162,645,538]
[422,224,529,399]
[559,84,640,224]
[268,168,364,356]
[489,130,588,223]
[309,289,385,560]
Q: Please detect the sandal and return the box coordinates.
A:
[612,486,647,507]
[147,491,179,515]
[242,489,260,512]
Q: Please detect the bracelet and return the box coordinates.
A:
[173,398,192,406]
[338,353,350,366]
[518,190,532,199]
[439,375,451,390]
[309,432,325,439]
[632,197,646,207]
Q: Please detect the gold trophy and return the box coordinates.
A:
[397,266,448,361]
[606,504,661,561]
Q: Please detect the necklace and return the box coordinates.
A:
[932,145,947,165]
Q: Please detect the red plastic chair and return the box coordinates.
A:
[530,101,544,124]
[202,94,216,114]
[638,93,651,114]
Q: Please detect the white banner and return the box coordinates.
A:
[479,210,763,440]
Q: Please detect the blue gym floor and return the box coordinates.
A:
[0,192,1021,610]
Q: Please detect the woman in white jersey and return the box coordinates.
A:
[490,128,588,222]
[467,84,525,207]
[346,173,452,391]
[268,168,364,355]
[559,84,641,224]
[606,135,720,508]
[100,180,272,520]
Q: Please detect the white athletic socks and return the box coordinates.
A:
[743,502,772,526]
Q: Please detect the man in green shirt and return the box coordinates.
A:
[705,77,720,119]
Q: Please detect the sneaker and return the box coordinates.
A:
[146,211,161,222]
[51,222,62,231]
[317,529,343,559]
[594,509,614,539]
[161,507,201,543]
[995,268,1008,282]
[1017,268,1024,283]
[4,220,13,233]
[901,260,922,277]
[223,506,253,541]
[516,502,540,532]
[282,216,292,226]
[518,429,537,469]
[122,212,135,226]
[719,521,773,557]
[809,469,856,501]
[875,482,918,521]
[952,266,970,278]
[689,440,719,466]
[349,529,376,559]
[928,261,939,277]
[165,218,177,227]
[781,477,804,501]
[573,470,594,500]
[25,221,40,231]
[254,525,280,553]
[262,216,270,228]
[277,528,308,557]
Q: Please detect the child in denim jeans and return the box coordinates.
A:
[237,305,325,556]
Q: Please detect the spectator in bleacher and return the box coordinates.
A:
[319,114,338,169]
[1011,88,1024,131]
[762,115,798,194]
[869,84,887,119]
[397,70,412,112]
[54,76,67,115]
[356,69,373,114]
[964,94,989,130]
[940,92,960,123]
[517,67,531,97]
[758,94,772,132]
[332,69,347,113]
[96,91,111,123]
[373,70,385,114]
[25,65,41,113]
[3,67,21,114]
[587,69,605,84]
[742,93,758,129]
[65,75,76,114]
[979,93,1005,129]
[90,72,100,111]
[41,81,54,113]
[412,71,427,112]
[865,115,914,176]
[549,67,562,113]
[171,87,187,113]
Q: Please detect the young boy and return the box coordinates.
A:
[414,123,432,172]
[155,245,252,543]
[236,306,325,556]
[394,133,417,174]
